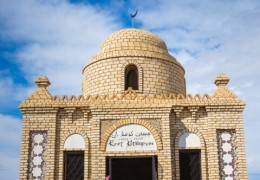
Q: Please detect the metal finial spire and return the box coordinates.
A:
[130,9,138,28]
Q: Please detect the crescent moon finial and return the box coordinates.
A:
[130,9,138,18]
[130,9,138,28]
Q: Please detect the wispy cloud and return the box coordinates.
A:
[0,114,22,180]
[136,0,260,83]
[0,0,120,179]
[0,0,121,96]
[134,0,260,177]
[0,71,34,112]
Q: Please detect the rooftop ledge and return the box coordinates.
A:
[19,73,245,108]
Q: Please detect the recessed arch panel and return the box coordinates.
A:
[125,64,139,90]
[100,119,162,151]
[106,124,157,151]
[179,132,201,148]
[64,134,85,149]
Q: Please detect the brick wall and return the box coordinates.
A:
[19,29,248,180]
[83,57,185,95]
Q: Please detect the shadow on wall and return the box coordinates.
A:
[158,162,164,180]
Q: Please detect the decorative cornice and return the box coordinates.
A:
[20,92,245,108]
[20,74,245,108]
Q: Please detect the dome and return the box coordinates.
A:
[84,28,182,69]
[82,28,186,96]
[100,28,168,54]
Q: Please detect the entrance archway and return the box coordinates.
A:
[106,156,158,180]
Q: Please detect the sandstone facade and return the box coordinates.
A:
[19,28,248,180]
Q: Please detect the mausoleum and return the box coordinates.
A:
[19,28,248,180]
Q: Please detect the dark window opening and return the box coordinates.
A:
[106,156,157,180]
[64,151,84,180]
[179,150,201,180]
[125,65,138,90]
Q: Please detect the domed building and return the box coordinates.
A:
[19,29,248,180]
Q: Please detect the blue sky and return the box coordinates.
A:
[0,0,259,179]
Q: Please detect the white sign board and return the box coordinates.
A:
[106,124,157,151]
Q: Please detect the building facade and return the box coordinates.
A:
[19,28,248,180]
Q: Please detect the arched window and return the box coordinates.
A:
[178,132,202,180]
[125,65,138,90]
[64,134,85,179]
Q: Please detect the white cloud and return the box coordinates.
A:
[171,49,195,66]
[134,0,260,176]
[0,0,121,96]
[0,1,120,178]
[135,0,260,76]
[0,114,22,180]
[0,73,34,109]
